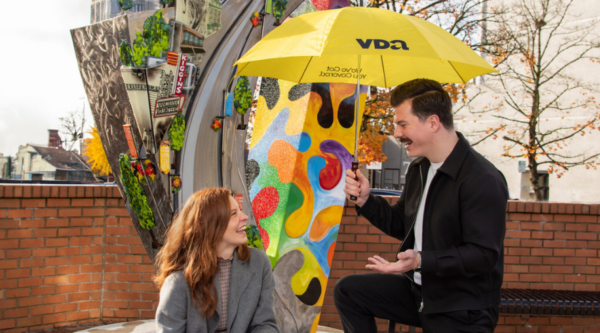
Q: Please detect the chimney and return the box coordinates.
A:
[48,129,62,148]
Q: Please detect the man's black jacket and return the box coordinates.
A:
[357,132,508,314]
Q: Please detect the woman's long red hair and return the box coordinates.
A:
[154,188,250,317]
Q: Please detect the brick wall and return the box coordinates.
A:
[320,199,600,333]
[0,185,157,333]
[1,184,599,333]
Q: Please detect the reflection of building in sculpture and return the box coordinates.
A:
[90,0,161,24]
[206,0,223,34]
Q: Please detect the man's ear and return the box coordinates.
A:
[428,115,441,132]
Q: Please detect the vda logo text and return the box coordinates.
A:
[356,39,409,50]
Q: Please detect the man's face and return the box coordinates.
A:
[393,101,432,158]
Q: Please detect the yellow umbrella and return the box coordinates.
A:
[234,7,496,198]
[235,7,496,87]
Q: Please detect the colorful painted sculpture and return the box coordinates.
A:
[248,78,366,332]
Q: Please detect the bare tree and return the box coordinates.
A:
[479,0,600,200]
[59,107,87,152]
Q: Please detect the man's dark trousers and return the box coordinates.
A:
[334,273,499,333]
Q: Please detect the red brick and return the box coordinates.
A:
[79,301,101,310]
[20,219,45,228]
[80,283,102,291]
[70,237,92,246]
[554,249,575,256]
[0,319,15,330]
[554,215,575,222]
[7,249,31,259]
[45,219,68,227]
[70,256,92,265]
[68,292,90,302]
[521,222,543,230]
[20,239,44,248]
[509,213,530,221]
[6,289,30,298]
[131,265,155,273]
[16,317,41,328]
[115,310,140,318]
[576,232,597,241]
[70,218,93,226]
[543,240,565,248]
[69,274,91,283]
[0,300,17,309]
[117,273,141,282]
[33,209,58,218]
[57,247,80,256]
[20,258,44,268]
[106,245,130,254]
[520,274,541,282]
[0,220,20,229]
[56,266,79,275]
[129,301,153,309]
[32,248,55,257]
[7,230,32,239]
[576,249,597,257]
[82,227,103,236]
[106,227,130,235]
[566,224,587,231]
[4,308,29,319]
[117,255,142,264]
[42,313,65,324]
[56,285,79,293]
[82,208,104,216]
[130,283,155,292]
[58,208,81,217]
[544,257,565,265]
[21,199,45,208]
[43,295,67,304]
[508,248,530,256]
[81,246,103,254]
[0,240,19,249]
[576,215,597,223]
[44,276,67,285]
[18,277,42,287]
[30,305,53,316]
[520,240,543,247]
[116,292,140,300]
[7,209,32,219]
[33,229,57,237]
[81,264,102,273]
[0,199,20,208]
[0,279,18,289]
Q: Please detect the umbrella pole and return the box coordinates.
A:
[350,55,361,201]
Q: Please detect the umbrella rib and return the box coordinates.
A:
[380,55,387,88]
[299,57,313,83]
[448,61,466,84]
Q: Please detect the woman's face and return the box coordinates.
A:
[219,196,249,249]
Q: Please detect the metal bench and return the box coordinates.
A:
[388,289,600,332]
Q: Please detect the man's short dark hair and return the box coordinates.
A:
[390,79,454,130]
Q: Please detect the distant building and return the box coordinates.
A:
[12,131,96,182]
[0,154,12,179]
[90,0,161,24]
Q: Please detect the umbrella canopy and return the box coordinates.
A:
[235,7,496,87]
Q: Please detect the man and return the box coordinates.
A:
[335,79,508,333]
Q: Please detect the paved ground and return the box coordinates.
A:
[34,320,344,333]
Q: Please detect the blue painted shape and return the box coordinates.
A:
[225,92,233,117]
[298,132,311,153]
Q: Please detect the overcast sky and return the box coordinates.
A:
[0,0,93,157]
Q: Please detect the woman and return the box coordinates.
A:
[155,188,279,333]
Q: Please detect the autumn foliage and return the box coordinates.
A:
[83,126,112,176]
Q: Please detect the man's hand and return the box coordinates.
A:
[343,169,370,207]
[365,250,420,274]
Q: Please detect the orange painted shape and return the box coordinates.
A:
[327,241,337,266]
[309,205,344,242]
[268,140,300,184]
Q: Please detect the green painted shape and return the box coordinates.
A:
[284,182,304,223]
[131,10,170,66]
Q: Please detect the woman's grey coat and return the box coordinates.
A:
[156,247,280,333]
